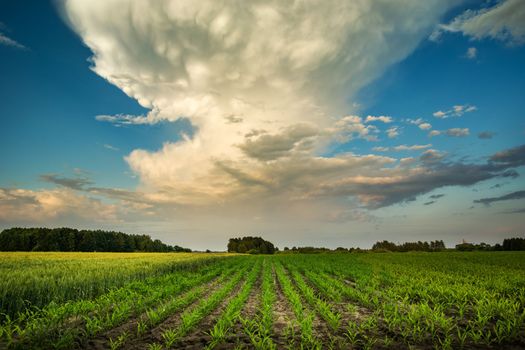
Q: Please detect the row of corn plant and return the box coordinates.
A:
[103,261,244,350]
[242,258,277,349]
[274,261,321,349]
[205,257,263,348]
[284,263,342,331]
[149,259,255,349]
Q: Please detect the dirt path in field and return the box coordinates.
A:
[79,274,224,350]
[269,264,301,349]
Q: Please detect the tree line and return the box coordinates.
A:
[279,237,525,253]
[455,237,525,251]
[0,227,191,252]
[372,240,446,252]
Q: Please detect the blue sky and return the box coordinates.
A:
[0,0,524,250]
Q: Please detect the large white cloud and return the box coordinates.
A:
[59,0,465,212]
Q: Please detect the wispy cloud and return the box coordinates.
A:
[429,128,470,137]
[446,128,470,137]
[433,104,477,119]
[434,0,525,45]
[373,144,432,152]
[95,114,150,126]
[40,174,93,190]
[0,31,27,50]
[386,126,400,139]
[478,131,496,139]
[429,194,445,199]
[474,190,525,205]
[406,118,424,125]
[466,47,477,59]
[103,144,120,151]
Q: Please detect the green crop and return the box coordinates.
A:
[1,251,524,349]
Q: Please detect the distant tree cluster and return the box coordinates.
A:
[0,227,191,252]
[455,242,493,251]
[372,240,446,252]
[227,236,276,254]
[502,238,525,251]
[456,238,525,251]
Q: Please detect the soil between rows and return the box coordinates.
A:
[80,274,224,350]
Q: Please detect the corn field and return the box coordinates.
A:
[1,252,524,349]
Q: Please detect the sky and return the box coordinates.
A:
[0,0,524,251]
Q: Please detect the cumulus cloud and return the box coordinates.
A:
[420,149,446,163]
[436,0,525,45]
[445,128,470,137]
[365,115,393,123]
[58,0,462,211]
[386,126,400,139]
[419,123,432,130]
[372,146,389,152]
[0,187,117,223]
[49,0,525,230]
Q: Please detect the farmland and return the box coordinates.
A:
[1,252,524,349]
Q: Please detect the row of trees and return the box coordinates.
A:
[372,240,446,252]
[227,236,276,254]
[0,227,191,252]
[280,238,525,254]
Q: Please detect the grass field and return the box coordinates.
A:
[1,252,524,349]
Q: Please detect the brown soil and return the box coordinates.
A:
[271,264,300,349]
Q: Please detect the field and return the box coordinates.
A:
[0,252,524,349]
